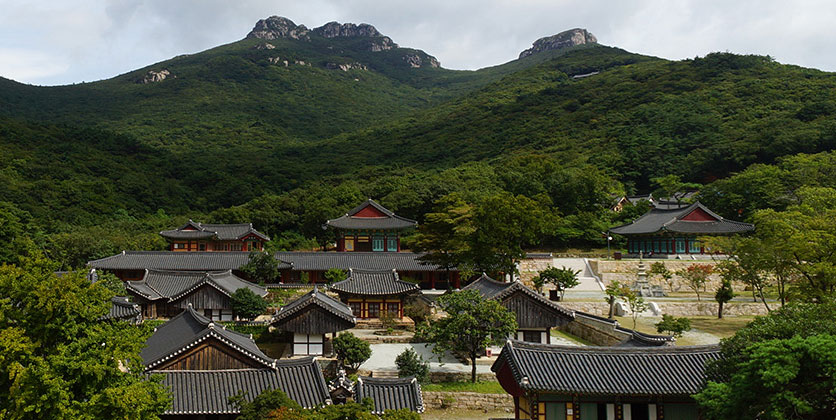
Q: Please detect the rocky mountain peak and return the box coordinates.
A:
[313,22,383,38]
[247,16,310,40]
[519,28,597,59]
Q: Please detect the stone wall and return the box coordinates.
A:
[428,371,496,383]
[561,312,630,346]
[518,255,553,284]
[422,391,513,411]
[590,259,730,291]
[559,301,769,317]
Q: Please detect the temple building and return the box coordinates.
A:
[329,268,420,320]
[354,377,425,415]
[463,273,575,344]
[492,340,720,420]
[609,202,754,256]
[160,220,269,252]
[142,307,331,419]
[271,287,357,357]
[125,269,267,320]
[326,199,416,252]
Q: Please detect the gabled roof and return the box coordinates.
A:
[462,273,575,319]
[330,268,420,296]
[89,251,284,271]
[160,221,270,241]
[275,251,443,272]
[157,358,331,413]
[141,306,273,370]
[325,199,417,230]
[492,340,721,397]
[100,296,141,322]
[355,376,425,414]
[609,201,754,236]
[272,286,357,332]
[126,269,267,302]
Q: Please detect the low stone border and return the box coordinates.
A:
[422,391,513,411]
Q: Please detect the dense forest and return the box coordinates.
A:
[1,26,836,270]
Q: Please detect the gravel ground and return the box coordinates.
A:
[360,343,494,374]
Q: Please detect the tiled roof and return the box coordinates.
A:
[157,358,330,413]
[272,286,356,329]
[462,274,575,319]
[609,202,754,235]
[326,199,417,230]
[160,221,270,241]
[355,376,425,414]
[126,269,267,302]
[88,251,291,271]
[492,340,721,396]
[100,296,141,322]
[330,268,420,296]
[141,307,273,370]
[275,251,442,272]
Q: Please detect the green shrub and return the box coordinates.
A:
[231,288,268,320]
[333,332,372,370]
[395,348,429,383]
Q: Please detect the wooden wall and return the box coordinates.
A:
[156,338,262,370]
[502,291,572,329]
[273,306,354,335]
[172,284,230,310]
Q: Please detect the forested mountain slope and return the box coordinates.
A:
[1,17,836,266]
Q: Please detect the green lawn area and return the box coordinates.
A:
[551,328,596,346]
[613,315,757,345]
[422,381,506,394]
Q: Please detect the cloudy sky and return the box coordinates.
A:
[2,0,835,86]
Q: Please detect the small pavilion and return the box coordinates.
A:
[329,268,420,320]
[271,286,357,357]
[326,199,416,252]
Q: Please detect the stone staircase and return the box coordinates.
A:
[552,258,604,291]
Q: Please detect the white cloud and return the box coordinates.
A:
[2,0,836,85]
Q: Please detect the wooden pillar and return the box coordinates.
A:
[430,273,436,289]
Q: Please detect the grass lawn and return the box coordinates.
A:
[423,408,511,420]
[422,381,506,394]
[613,315,757,345]
[551,328,595,346]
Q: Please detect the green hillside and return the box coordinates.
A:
[2,20,836,267]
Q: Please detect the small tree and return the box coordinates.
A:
[231,287,268,320]
[422,290,517,382]
[395,348,429,383]
[655,314,692,337]
[649,262,675,292]
[537,266,581,300]
[714,279,735,319]
[677,264,713,301]
[230,388,302,420]
[240,251,280,285]
[333,332,372,371]
[323,268,348,284]
[531,275,546,294]
[604,281,624,319]
[621,288,649,330]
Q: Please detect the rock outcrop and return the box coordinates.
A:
[402,53,440,69]
[247,16,310,41]
[254,43,275,50]
[519,28,597,59]
[326,62,367,71]
[313,22,383,38]
[140,69,172,84]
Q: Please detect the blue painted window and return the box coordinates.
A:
[387,237,397,251]
[372,236,384,252]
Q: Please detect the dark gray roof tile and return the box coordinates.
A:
[156,358,330,413]
[355,376,424,414]
[272,286,356,329]
[330,268,420,296]
[462,274,575,319]
[491,340,720,396]
[89,251,291,271]
[326,200,417,230]
[126,269,267,303]
[275,251,442,272]
[161,221,270,241]
[141,307,273,370]
[100,296,141,322]
[610,202,754,236]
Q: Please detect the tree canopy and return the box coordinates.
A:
[0,257,170,419]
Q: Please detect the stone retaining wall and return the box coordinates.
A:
[422,391,513,411]
[519,255,554,284]
[589,259,743,292]
[560,312,631,346]
[428,371,496,383]
[559,301,769,317]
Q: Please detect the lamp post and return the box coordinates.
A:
[607,235,613,259]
